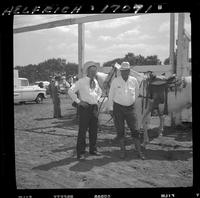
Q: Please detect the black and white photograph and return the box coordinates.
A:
[12,12,194,191]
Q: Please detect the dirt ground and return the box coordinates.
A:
[14,95,193,189]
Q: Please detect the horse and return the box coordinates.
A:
[96,65,192,147]
[149,74,192,136]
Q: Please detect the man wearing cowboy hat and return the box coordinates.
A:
[49,75,62,118]
[68,61,102,160]
[108,61,145,160]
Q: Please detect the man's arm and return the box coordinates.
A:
[64,80,71,88]
[68,80,81,104]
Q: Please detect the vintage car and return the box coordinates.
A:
[34,81,50,88]
[34,81,50,94]
[14,78,47,104]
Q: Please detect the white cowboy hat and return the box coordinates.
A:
[83,61,100,74]
[119,62,130,70]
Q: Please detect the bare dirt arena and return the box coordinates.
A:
[14,95,193,189]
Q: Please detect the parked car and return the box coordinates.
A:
[34,81,50,95]
[14,77,47,104]
[34,81,50,88]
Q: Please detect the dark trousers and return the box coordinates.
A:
[77,103,98,156]
[113,102,139,139]
[52,96,61,118]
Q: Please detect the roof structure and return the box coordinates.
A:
[13,14,143,34]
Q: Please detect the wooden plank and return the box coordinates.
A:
[14,14,144,34]
[133,65,172,73]
[100,65,173,75]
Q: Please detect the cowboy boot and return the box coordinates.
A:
[119,138,126,159]
[134,138,145,160]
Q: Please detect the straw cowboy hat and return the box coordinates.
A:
[119,62,131,70]
[83,61,100,74]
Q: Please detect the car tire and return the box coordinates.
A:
[35,94,44,104]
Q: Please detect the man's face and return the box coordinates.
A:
[87,66,97,78]
[120,69,130,81]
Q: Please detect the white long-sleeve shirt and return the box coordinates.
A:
[68,76,102,104]
[108,76,139,110]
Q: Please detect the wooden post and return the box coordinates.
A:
[78,23,85,78]
[176,13,185,78]
[170,13,176,126]
[174,13,185,125]
[170,13,175,74]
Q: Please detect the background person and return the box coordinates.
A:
[49,75,62,118]
[60,76,70,95]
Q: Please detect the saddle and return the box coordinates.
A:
[149,73,176,85]
[147,72,181,115]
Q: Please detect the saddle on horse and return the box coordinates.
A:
[147,72,181,115]
[149,73,176,86]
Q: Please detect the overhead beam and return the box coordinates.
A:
[14,13,144,34]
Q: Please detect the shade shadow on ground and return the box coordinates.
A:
[161,125,192,142]
[32,145,192,172]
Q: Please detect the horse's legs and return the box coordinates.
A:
[140,101,154,148]
[142,115,150,148]
[158,113,164,136]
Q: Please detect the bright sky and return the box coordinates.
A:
[14,13,191,67]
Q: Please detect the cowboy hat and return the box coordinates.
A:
[119,62,130,70]
[83,61,100,74]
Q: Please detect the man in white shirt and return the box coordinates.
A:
[108,62,145,160]
[60,76,70,94]
[68,61,102,160]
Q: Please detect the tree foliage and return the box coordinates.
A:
[14,53,164,83]
[163,51,177,65]
[103,53,162,67]
[14,58,78,84]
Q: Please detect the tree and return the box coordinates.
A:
[65,62,78,77]
[163,51,177,66]
[103,53,162,67]
[14,58,78,83]
[144,55,162,65]
[164,57,170,65]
